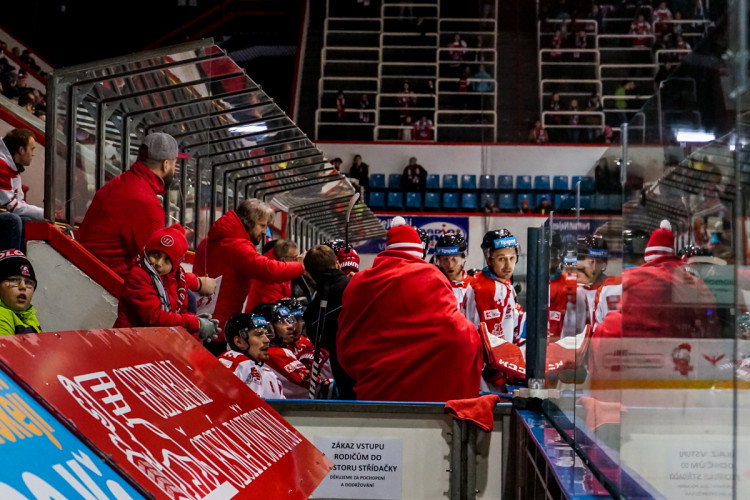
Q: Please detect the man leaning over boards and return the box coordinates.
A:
[194,198,306,356]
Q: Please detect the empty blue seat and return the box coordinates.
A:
[497,175,514,191]
[479,174,495,190]
[387,191,403,209]
[461,174,477,190]
[534,175,551,191]
[461,192,478,211]
[480,192,497,209]
[579,195,593,211]
[443,174,459,190]
[498,193,515,211]
[554,193,569,209]
[388,173,402,189]
[553,175,569,191]
[424,191,441,210]
[369,173,386,190]
[426,174,441,189]
[516,175,532,191]
[571,175,595,193]
[405,191,422,210]
[442,191,459,209]
[369,191,385,209]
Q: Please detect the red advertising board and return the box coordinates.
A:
[0,327,333,499]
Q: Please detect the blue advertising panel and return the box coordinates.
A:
[354,215,470,255]
[0,369,145,499]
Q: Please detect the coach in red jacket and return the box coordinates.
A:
[244,239,299,313]
[194,198,305,351]
[76,132,188,279]
[337,217,483,402]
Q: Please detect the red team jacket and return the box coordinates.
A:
[193,210,304,335]
[114,265,200,333]
[76,162,167,279]
[337,250,482,402]
[266,336,330,399]
[243,247,293,313]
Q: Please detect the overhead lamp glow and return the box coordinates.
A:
[675,130,715,143]
[229,124,268,134]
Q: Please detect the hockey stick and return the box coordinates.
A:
[308,191,359,399]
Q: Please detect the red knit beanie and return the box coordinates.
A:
[145,224,189,268]
[337,247,360,273]
[385,216,423,258]
[644,220,675,262]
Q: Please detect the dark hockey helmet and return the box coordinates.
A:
[481,229,519,266]
[577,234,608,260]
[224,313,271,353]
[415,228,430,258]
[435,232,468,257]
[323,238,347,254]
[277,297,304,318]
[252,302,294,344]
[622,228,649,259]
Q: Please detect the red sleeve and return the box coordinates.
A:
[184,272,199,291]
[121,268,201,332]
[266,347,311,387]
[235,241,304,282]
[124,200,164,262]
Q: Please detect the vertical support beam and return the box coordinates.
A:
[525,225,549,382]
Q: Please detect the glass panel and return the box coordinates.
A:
[47,40,385,246]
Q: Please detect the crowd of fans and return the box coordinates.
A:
[0,40,47,121]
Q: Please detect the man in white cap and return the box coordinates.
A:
[621,220,718,338]
[77,132,189,279]
[336,216,482,402]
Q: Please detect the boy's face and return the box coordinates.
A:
[489,247,517,281]
[0,276,36,311]
[147,250,173,276]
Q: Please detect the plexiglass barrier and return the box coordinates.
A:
[534,2,750,496]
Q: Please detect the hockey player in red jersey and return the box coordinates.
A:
[574,234,611,332]
[218,313,285,399]
[547,233,578,338]
[337,216,482,402]
[254,301,332,399]
[465,229,526,345]
[434,232,474,313]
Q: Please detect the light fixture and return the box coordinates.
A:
[675,130,715,143]
[228,124,268,134]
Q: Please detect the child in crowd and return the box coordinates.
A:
[219,313,285,399]
[114,224,219,341]
[0,249,41,334]
[253,300,333,399]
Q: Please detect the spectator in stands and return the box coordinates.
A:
[401,157,428,193]
[0,250,41,335]
[114,224,220,340]
[483,198,500,213]
[219,313,285,399]
[585,93,603,142]
[457,66,471,112]
[400,116,414,141]
[613,80,635,127]
[0,128,44,252]
[675,34,691,62]
[244,239,300,313]
[601,125,615,144]
[398,80,417,122]
[193,198,305,355]
[303,244,356,399]
[329,157,343,172]
[448,33,469,78]
[587,4,604,33]
[348,154,369,198]
[567,98,581,143]
[1,70,20,101]
[471,64,494,94]
[337,217,483,401]
[19,50,40,73]
[414,115,434,140]
[629,13,653,48]
[654,2,674,34]
[528,119,550,144]
[535,195,553,215]
[672,11,684,36]
[359,93,370,123]
[17,89,35,114]
[76,132,188,279]
[518,199,532,214]
[547,93,563,142]
[336,90,346,120]
[549,28,563,72]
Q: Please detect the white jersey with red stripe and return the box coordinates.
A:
[448,270,475,314]
[464,270,525,345]
[575,275,608,333]
[0,158,44,219]
[593,275,622,326]
[218,350,286,399]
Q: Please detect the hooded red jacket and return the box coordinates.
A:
[114,264,200,333]
[337,249,483,402]
[193,210,304,336]
[76,162,166,279]
[244,247,293,313]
